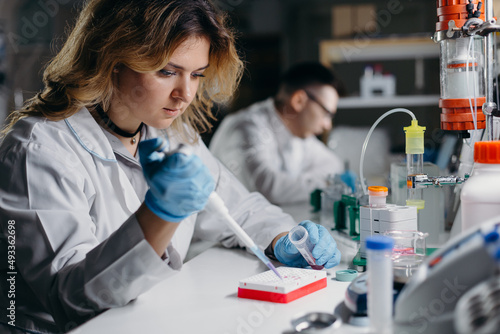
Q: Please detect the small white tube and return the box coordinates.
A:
[366,235,394,334]
[368,186,388,208]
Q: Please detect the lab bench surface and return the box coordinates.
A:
[69,246,359,334]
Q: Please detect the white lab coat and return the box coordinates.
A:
[210,98,344,205]
[0,108,296,333]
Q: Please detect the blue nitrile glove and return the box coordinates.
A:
[274,220,341,269]
[340,170,357,194]
[138,138,215,222]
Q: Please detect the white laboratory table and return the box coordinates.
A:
[69,246,364,334]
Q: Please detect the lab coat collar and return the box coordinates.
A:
[266,98,296,144]
[65,107,118,162]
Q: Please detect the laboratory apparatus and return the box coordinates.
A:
[454,274,500,334]
[288,225,324,270]
[333,194,361,237]
[156,142,283,280]
[461,140,500,232]
[391,162,445,247]
[393,216,500,333]
[360,64,396,98]
[336,216,500,333]
[382,230,428,284]
[343,272,400,320]
[320,174,350,229]
[404,120,426,210]
[237,267,327,303]
[404,118,467,203]
[359,108,465,248]
[336,0,500,332]
[359,186,417,258]
[366,236,394,334]
[437,1,486,132]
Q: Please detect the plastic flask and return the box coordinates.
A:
[366,235,394,334]
[461,141,500,232]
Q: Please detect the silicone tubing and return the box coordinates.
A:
[359,108,416,195]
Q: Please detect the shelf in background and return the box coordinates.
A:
[320,36,439,64]
[338,95,440,109]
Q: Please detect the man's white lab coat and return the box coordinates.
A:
[0,108,296,333]
[210,98,344,205]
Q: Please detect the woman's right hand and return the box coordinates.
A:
[138,138,215,222]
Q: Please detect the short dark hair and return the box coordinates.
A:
[278,62,346,97]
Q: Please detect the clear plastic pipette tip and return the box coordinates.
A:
[266,262,284,281]
[251,246,284,281]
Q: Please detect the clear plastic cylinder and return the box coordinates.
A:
[404,120,425,210]
[440,37,485,100]
[406,153,424,209]
[289,225,324,270]
[366,235,394,334]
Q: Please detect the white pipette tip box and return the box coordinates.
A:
[238,267,327,303]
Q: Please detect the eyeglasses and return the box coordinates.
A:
[304,91,335,118]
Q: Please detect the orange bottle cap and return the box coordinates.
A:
[368,186,388,196]
[474,141,500,164]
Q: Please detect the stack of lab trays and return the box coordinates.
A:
[360,186,417,258]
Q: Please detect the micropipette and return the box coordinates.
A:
[155,141,284,281]
[205,192,284,280]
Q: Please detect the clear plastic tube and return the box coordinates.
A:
[406,152,424,209]
[360,108,416,195]
[466,35,478,146]
[289,225,324,270]
[366,236,394,334]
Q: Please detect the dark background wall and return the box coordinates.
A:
[0,0,471,152]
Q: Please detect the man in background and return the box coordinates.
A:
[210,62,346,205]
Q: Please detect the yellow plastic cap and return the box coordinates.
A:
[404,120,426,154]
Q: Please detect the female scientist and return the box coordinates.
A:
[0,0,340,333]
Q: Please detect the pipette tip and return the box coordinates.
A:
[267,262,284,281]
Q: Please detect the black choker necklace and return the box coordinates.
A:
[94,104,143,144]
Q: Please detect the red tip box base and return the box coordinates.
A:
[237,267,327,303]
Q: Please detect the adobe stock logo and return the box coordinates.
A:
[399,277,468,334]
[224,302,275,334]
[7,0,72,53]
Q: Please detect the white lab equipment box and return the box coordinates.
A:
[359,204,417,257]
[360,74,396,98]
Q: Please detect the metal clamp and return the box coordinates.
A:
[407,174,469,189]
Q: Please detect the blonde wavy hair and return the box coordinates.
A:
[2,0,243,142]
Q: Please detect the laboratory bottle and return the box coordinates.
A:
[368,186,388,208]
[461,141,500,232]
[366,235,394,334]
